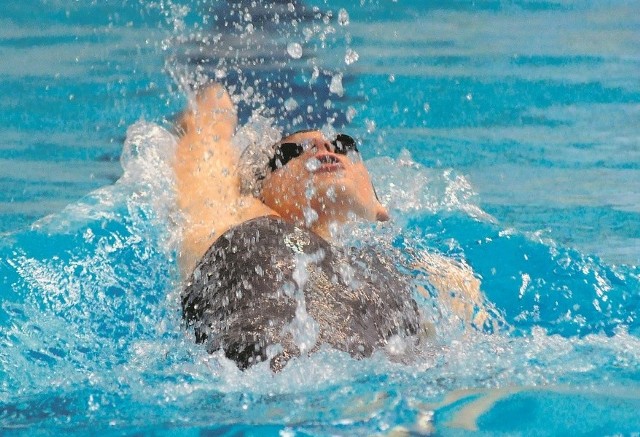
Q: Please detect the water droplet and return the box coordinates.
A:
[466,93,473,101]
[326,186,337,201]
[423,102,431,113]
[310,66,319,83]
[344,48,359,65]
[346,106,357,122]
[284,97,298,111]
[287,42,303,59]
[388,74,395,83]
[386,334,407,356]
[303,27,314,40]
[82,228,94,243]
[303,206,319,226]
[280,428,295,437]
[329,73,344,97]
[365,118,376,133]
[338,8,350,26]
[305,157,321,172]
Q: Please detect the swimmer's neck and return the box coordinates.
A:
[310,221,335,242]
[274,207,369,243]
[253,211,336,242]
[305,215,350,243]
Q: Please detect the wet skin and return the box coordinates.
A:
[261,130,389,238]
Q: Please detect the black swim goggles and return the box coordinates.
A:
[267,133,359,172]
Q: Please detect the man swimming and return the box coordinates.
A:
[175,84,487,371]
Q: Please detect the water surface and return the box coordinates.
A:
[1,1,639,435]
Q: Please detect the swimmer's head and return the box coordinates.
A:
[254,130,389,227]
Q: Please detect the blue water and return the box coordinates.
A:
[1,0,640,435]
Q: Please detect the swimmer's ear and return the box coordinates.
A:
[181,83,237,140]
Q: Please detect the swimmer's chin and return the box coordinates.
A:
[376,208,390,222]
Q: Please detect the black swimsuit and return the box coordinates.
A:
[182,216,423,370]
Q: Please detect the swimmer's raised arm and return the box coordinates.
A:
[175,84,274,274]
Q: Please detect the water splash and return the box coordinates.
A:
[2,0,640,434]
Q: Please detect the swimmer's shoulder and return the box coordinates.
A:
[202,215,328,261]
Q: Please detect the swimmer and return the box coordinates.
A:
[175,84,489,371]
[173,84,385,274]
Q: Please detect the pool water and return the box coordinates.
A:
[1,0,639,435]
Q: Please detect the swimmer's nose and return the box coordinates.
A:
[316,139,334,153]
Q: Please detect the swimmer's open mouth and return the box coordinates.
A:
[314,154,344,173]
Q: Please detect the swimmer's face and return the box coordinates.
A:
[261,131,389,227]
